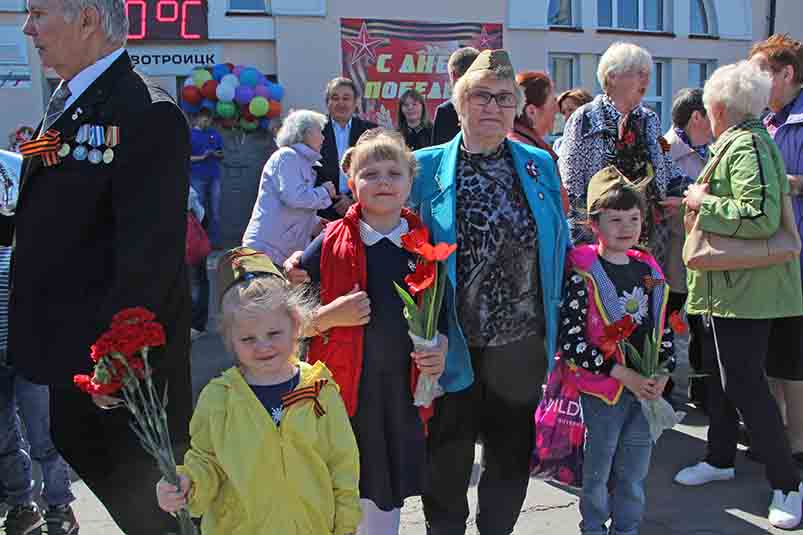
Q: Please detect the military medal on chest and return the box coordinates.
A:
[73,124,91,161]
[87,125,105,164]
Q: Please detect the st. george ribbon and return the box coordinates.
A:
[0,149,22,216]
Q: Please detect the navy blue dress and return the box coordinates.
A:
[301,231,427,511]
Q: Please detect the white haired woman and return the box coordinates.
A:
[674,61,803,529]
[242,110,337,264]
[558,42,686,266]
[410,49,569,534]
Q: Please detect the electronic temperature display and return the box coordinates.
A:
[125,0,208,41]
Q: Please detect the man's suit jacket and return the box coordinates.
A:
[316,115,376,220]
[431,101,461,146]
[0,52,191,390]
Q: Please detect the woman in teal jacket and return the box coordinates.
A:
[409,49,569,535]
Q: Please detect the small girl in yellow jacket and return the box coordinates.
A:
[156,265,361,534]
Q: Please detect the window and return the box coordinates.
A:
[691,0,710,34]
[688,60,715,88]
[643,60,671,130]
[549,54,579,135]
[597,0,664,31]
[548,0,575,26]
[228,0,269,12]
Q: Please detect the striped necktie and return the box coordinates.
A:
[42,82,71,132]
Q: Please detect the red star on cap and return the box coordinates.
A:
[345,22,385,65]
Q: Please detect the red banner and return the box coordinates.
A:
[341,18,503,128]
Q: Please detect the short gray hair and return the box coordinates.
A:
[452,70,525,118]
[597,42,653,92]
[62,0,129,46]
[276,110,327,148]
[703,61,771,125]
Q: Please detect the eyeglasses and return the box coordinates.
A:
[468,90,518,109]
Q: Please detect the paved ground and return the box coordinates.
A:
[7,282,803,534]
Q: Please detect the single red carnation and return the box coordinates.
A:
[142,321,166,347]
[111,307,156,327]
[74,374,122,396]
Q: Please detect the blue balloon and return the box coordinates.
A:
[259,118,271,130]
[257,74,268,87]
[271,83,285,102]
[201,98,216,111]
[181,101,201,114]
[239,67,260,88]
[211,64,230,82]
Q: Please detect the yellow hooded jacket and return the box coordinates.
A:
[177,361,362,534]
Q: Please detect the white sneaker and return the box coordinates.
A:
[674,462,735,486]
[769,484,803,529]
[190,328,206,341]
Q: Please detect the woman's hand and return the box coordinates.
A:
[612,365,662,400]
[318,285,371,329]
[321,181,337,199]
[333,195,355,216]
[411,334,448,379]
[156,474,192,513]
[283,251,310,285]
[683,183,710,212]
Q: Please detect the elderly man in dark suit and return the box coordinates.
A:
[431,47,480,146]
[316,77,376,221]
[2,1,193,533]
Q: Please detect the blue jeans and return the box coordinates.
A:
[14,374,75,506]
[0,366,33,506]
[580,391,653,535]
[191,174,221,246]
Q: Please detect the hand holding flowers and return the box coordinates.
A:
[73,307,198,535]
[393,226,457,407]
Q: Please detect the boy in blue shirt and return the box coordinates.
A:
[190,109,224,248]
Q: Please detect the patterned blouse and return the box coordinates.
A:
[455,143,543,348]
[558,263,676,376]
[558,94,687,266]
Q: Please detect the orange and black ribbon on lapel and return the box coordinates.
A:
[281,379,328,418]
[19,130,62,167]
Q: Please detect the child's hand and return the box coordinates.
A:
[411,334,448,379]
[612,365,661,400]
[283,251,310,285]
[156,475,191,513]
[648,375,670,401]
[322,285,371,328]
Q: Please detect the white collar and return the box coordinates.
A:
[359,218,409,247]
[332,118,353,132]
[65,48,126,109]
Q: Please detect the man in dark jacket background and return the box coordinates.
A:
[5,2,193,533]
[316,77,376,221]
[431,47,480,146]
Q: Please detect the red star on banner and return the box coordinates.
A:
[345,22,385,65]
[475,26,492,49]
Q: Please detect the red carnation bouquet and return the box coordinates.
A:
[599,311,688,441]
[393,226,457,407]
[73,307,197,535]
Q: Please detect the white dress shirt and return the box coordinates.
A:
[64,47,126,110]
[358,218,409,247]
[332,118,352,194]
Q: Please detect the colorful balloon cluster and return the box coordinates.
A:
[181,63,285,131]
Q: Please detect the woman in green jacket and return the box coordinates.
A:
[674,61,803,530]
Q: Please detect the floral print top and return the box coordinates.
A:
[558,258,676,375]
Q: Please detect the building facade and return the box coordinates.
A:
[0,0,800,142]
